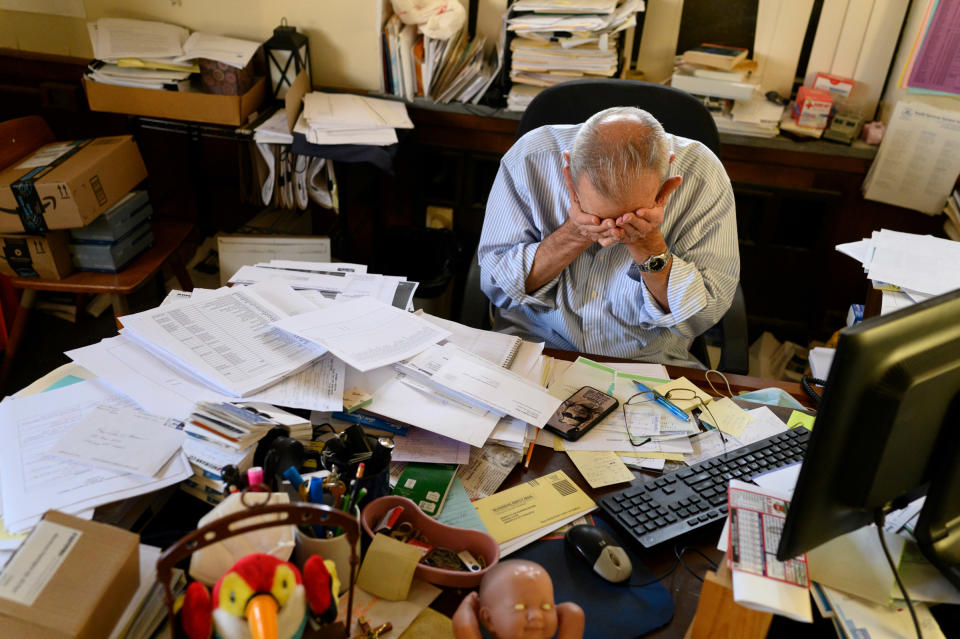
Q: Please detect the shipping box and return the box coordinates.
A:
[0,511,139,639]
[0,136,147,233]
[84,75,268,126]
[0,231,73,279]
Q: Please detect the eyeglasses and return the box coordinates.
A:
[621,388,727,449]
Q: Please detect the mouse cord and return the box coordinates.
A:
[627,546,719,588]
[628,553,681,588]
[874,509,922,639]
[676,546,719,582]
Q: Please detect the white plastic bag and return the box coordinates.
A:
[391,0,466,39]
[188,492,296,586]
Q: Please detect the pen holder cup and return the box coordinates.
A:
[353,466,391,511]
[360,496,500,588]
[293,528,359,595]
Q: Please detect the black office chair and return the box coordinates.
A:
[461,79,748,373]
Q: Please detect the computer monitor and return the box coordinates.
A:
[776,288,960,590]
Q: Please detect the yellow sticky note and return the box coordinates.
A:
[473,470,596,543]
[356,533,423,601]
[553,435,566,451]
[343,387,372,413]
[701,396,753,438]
[788,410,816,430]
[653,377,712,411]
[567,450,635,488]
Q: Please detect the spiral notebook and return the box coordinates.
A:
[415,311,522,368]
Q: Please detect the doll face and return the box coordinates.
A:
[479,564,559,639]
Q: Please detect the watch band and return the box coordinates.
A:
[633,249,671,273]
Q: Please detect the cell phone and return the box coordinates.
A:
[544,386,619,441]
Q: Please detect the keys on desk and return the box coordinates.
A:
[599,428,811,548]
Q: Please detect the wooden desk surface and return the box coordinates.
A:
[427,351,823,638]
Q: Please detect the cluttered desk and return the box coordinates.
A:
[0,259,957,639]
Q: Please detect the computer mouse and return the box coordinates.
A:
[565,524,632,583]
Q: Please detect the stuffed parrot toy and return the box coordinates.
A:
[174,553,340,639]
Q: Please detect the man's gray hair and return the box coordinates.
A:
[569,107,671,200]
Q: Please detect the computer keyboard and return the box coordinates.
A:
[599,427,811,548]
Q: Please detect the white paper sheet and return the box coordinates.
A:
[90,17,188,60]
[273,297,449,372]
[863,101,960,214]
[0,380,192,533]
[119,285,325,397]
[345,366,499,447]
[182,32,260,68]
[428,344,562,427]
[49,405,184,477]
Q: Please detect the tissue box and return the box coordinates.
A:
[0,511,139,639]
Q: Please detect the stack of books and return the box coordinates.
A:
[505,0,642,111]
[671,44,757,101]
[185,402,277,451]
[181,435,257,505]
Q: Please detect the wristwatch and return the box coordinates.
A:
[632,249,672,273]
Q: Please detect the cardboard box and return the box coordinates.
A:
[813,72,854,98]
[0,231,74,279]
[0,136,147,234]
[0,511,139,639]
[84,75,268,126]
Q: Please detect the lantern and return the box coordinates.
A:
[263,18,311,101]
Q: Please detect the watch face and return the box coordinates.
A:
[648,256,666,271]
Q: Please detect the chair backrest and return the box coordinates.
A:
[515,79,720,152]
[0,116,55,171]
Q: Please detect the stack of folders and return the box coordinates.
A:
[181,437,256,505]
[185,402,277,451]
[506,0,642,111]
[382,14,503,105]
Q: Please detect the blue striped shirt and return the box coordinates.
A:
[478,124,739,365]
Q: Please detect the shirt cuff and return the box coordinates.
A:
[490,241,561,309]
[628,255,707,326]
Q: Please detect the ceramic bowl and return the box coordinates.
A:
[360,495,499,588]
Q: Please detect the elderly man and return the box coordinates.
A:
[478,106,739,365]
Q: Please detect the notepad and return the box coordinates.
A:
[416,311,523,368]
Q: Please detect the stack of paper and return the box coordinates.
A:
[84,18,260,91]
[0,380,192,534]
[297,91,414,146]
[506,0,642,110]
[229,262,417,308]
[711,95,782,138]
[119,284,327,397]
[836,229,960,312]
